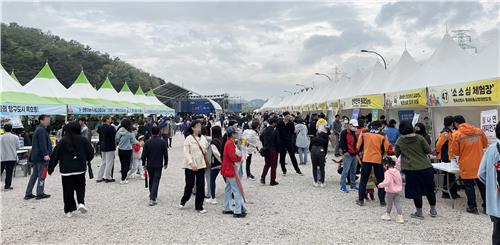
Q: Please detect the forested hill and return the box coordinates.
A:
[1,22,165,92]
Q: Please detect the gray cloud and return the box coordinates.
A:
[376,2,484,29]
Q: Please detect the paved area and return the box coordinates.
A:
[0,134,491,244]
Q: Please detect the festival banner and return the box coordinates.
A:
[303,104,310,112]
[319,101,328,111]
[385,88,427,108]
[0,103,66,116]
[340,94,384,110]
[68,105,110,115]
[480,109,498,145]
[427,78,499,107]
[328,100,340,112]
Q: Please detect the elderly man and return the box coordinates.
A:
[0,124,20,190]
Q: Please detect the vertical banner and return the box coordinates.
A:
[372,109,379,121]
[352,108,360,120]
[412,113,420,126]
[480,109,498,144]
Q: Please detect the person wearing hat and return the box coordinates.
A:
[339,119,360,193]
[221,126,246,218]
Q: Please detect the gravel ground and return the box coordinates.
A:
[1,133,492,244]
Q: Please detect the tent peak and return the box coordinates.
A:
[99,77,115,90]
[74,70,91,85]
[120,82,131,93]
[135,85,145,95]
[34,62,57,79]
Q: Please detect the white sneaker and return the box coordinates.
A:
[77,204,88,214]
[198,209,207,214]
[140,175,145,180]
[178,204,185,209]
[320,183,326,188]
[65,212,73,218]
[209,198,217,204]
[381,213,392,221]
[395,214,404,224]
[120,180,129,185]
[313,182,319,187]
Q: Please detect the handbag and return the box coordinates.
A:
[193,136,210,168]
[259,147,269,157]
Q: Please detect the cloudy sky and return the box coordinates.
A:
[2,1,499,100]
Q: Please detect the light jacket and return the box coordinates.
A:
[115,127,138,150]
[450,123,488,179]
[478,141,500,218]
[378,168,403,193]
[0,132,19,162]
[294,123,310,148]
[183,134,209,169]
[357,129,390,164]
[242,129,259,155]
[221,139,242,178]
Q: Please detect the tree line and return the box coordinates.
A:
[1,22,165,92]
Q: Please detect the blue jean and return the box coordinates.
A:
[223,178,245,214]
[340,155,358,188]
[25,162,47,196]
[297,147,308,164]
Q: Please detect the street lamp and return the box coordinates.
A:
[360,49,387,70]
[296,83,313,91]
[314,72,332,81]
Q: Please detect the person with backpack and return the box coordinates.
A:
[356,120,390,207]
[115,118,138,185]
[207,126,223,204]
[435,116,459,199]
[48,122,94,217]
[478,122,500,244]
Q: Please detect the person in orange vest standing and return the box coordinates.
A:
[356,120,390,207]
[450,115,488,214]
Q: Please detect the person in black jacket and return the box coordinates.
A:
[309,126,329,187]
[96,116,116,183]
[276,111,302,176]
[24,115,53,200]
[338,119,360,193]
[260,117,281,186]
[141,126,168,206]
[48,122,94,218]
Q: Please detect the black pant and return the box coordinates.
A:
[148,167,162,201]
[413,194,436,208]
[61,174,86,213]
[246,154,253,177]
[1,161,16,188]
[180,168,205,210]
[463,178,486,209]
[358,163,385,203]
[118,149,132,181]
[310,146,326,183]
[492,216,500,245]
[279,140,301,174]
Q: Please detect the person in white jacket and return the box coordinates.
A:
[242,119,260,180]
[179,120,210,214]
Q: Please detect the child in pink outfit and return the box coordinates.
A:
[378,157,404,223]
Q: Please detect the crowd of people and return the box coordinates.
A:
[1,110,499,242]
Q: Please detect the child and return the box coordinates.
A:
[127,136,145,180]
[365,169,376,201]
[378,157,404,223]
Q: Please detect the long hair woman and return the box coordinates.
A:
[242,119,260,180]
[48,122,94,217]
[115,118,138,184]
[179,120,210,213]
[221,126,246,218]
[207,125,223,204]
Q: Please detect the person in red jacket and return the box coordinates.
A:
[221,126,246,218]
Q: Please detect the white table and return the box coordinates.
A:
[432,162,460,208]
[19,146,32,151]
[16,149,28,155]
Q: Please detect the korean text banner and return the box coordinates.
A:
[385,88,427,108]
[480,109,498,145]
[0,103,67,116]
[427,78,499,107]
[328,100,340,111]
[340,94,384,110]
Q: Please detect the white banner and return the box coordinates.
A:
[480,109,498,145]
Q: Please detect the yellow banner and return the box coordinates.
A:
[340,94,384,110]
[329,100,340,111]
[427,78,499,107]
[319,101,328,111]
[385,88,427,108]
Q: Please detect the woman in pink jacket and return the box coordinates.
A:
[378,157,404,223]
